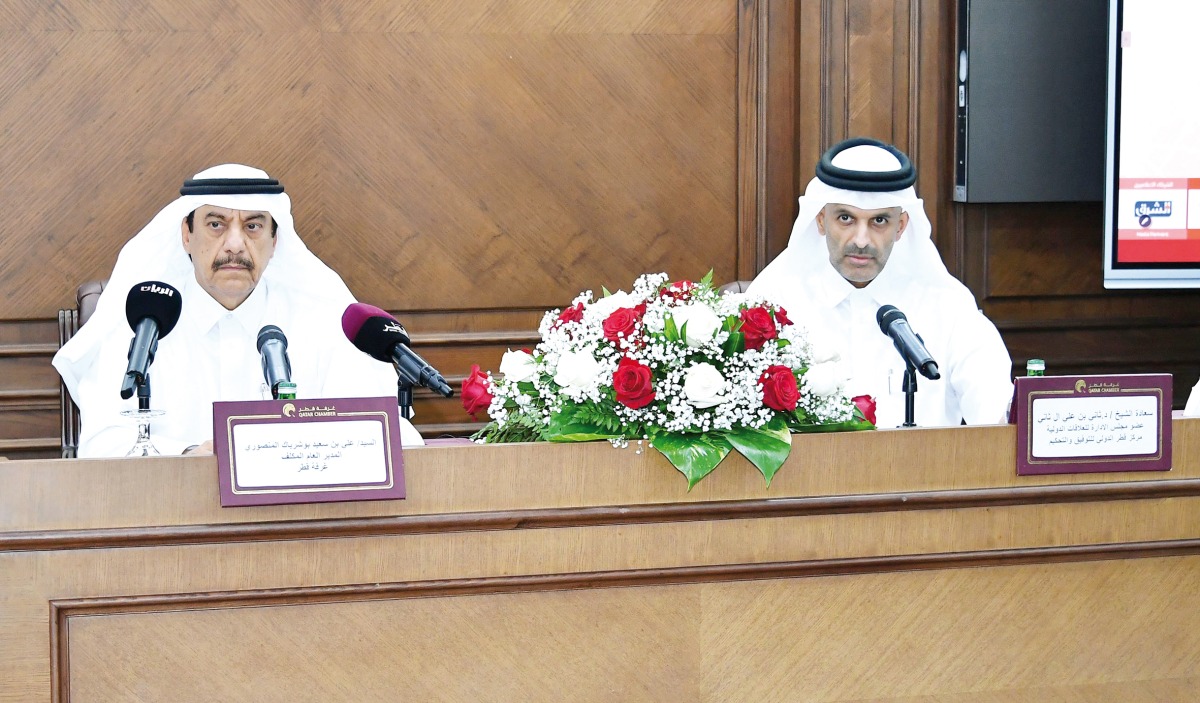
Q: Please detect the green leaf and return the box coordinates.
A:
[566,399,626,434]
[788,417,875,434]
[546,422,617,443]
[664,315,681,342]
[472,413,546,444]
[724,418,792,485]
[700,269,714,288]
[651,432,732,489]
[545,410,618,442]
[601,285,612,297]
[723,331,745,356]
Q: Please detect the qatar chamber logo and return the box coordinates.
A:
[1134,200,1172,228]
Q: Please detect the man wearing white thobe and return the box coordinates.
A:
[54,164,423,457]
[749,138,1013,428]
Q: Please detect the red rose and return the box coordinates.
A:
[774,307,793,326]
[461,363,494,420]
[760,364,800,411]
[556,302,585,327]
[852,395,877,425]
[740,307,778,350]
[602,305,645,343]
[613,357,656,409]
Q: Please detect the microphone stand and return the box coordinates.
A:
[136,374,152,411]
[902,362,918,428]
[396,378,414,420]
[123,373,164,456]
[394,361,417,420]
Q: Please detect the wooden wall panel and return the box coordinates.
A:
[0,0,795,456]
[0,7,739,318]
[759,0,799,279]
[962,200,1200,401]
[318,31,737,311]
[794,0,1199,409]
[791,0,948,264]
[8,0,1195,457]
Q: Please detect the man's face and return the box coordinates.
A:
[816,203,909,288]
[181,205,276,310]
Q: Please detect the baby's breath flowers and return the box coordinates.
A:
[467,272,874,487]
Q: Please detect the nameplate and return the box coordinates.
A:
[1011,374,1172,475]
[214,396,405,507]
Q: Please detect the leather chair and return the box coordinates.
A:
[717,280,753,294]
[58,280,106,458]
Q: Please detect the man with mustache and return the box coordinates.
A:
[749,138,1013,428]
[54,164,424,457]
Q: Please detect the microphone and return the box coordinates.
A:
[257,325,292,399]
[341,303,454,398]
[121,281,183,399]
[876,305,940,380]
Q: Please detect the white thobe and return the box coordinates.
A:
[761,262,1014,429]
[74,277,424,457]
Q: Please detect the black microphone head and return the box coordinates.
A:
[257,325,288,353]
[876,304,906,332]
[341,303,410,362]
[125,281,182,337]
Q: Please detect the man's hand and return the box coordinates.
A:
[183,440,214,455]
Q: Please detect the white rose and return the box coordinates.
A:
[499,349,537,383]
[804,360,849,397]
[683,362,727,408]
[588,291,638,320]
[671,303,722,347]
[553,350,603,391]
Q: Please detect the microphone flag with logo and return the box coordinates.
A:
[341,303,453,398]
[121,281,183,399]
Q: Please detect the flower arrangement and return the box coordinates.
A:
[462,273,875,487]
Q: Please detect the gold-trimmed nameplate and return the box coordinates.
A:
[214,396,405,507]
[1011,374,1172,475]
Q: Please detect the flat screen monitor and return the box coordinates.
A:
[1104,0,1200,288]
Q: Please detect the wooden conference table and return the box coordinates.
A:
[2,421,1200,702]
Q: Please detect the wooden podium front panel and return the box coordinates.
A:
[56,558,1200,702]
[2,422,1200,701]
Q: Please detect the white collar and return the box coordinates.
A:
[184,276,269,337]
[812,257,909,311]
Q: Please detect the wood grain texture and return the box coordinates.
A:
[0,0,792,455]
[0,21,738,317]
[12,478,1200,553]
[48,558,1200,702]
[0,422,1198,701]
[792,0,948,264]
[960,201,1200,400]
[6,420,1199,534]
[792,0,1199,412]
[6,0,1200,456]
